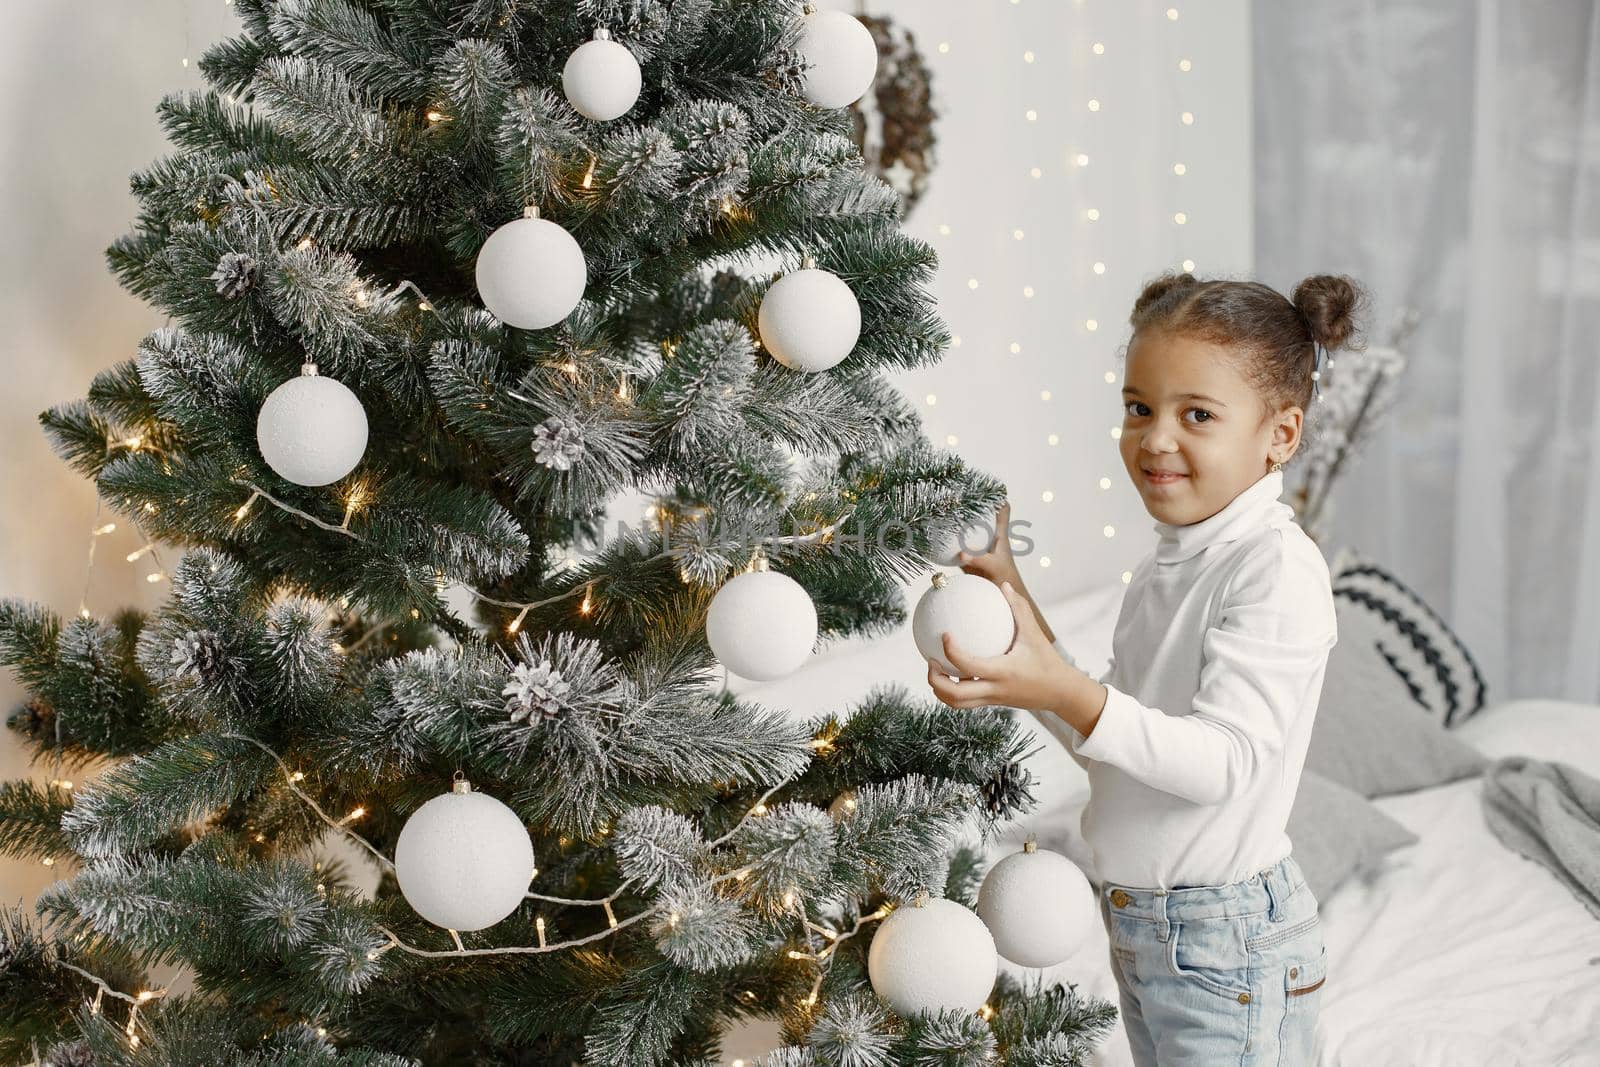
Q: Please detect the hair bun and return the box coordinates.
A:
[1291,274,1366,351]
[1131,270,1200,321]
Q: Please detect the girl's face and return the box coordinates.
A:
[1118,329,1302,527]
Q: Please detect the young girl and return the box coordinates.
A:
[928,271,1364,1065]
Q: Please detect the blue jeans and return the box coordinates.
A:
[1097,853,1327,1066]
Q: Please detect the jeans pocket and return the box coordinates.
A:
[1278,942,1327,1064]
[1166,917,1251,1001]
[1285,942,1327,1001]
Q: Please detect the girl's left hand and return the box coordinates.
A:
[926,580,1073,716]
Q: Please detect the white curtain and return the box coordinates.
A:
[1253,0,1600,704]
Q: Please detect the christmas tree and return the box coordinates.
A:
[0,2,1116,1064]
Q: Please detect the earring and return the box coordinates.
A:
[1270,461,1283,473]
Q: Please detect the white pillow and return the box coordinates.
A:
[1453,699,1600,779]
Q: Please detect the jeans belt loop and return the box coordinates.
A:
[1155,889,1171,941]
[1263,864,1285,922]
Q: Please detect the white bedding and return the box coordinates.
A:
[727,580,1600,1065]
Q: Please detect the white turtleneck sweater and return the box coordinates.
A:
[1028,468,1338,890]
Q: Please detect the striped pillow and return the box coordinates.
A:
[1328,546,1489,728]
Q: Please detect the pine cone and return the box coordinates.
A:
[980,759,1033,820]
[170,629,234,686]
[502,659,571,725]
[7,697,55,741]
[211,251,260,299]
[42,1041,95,1067]
[531,418,586,471]
[761,47,808,93]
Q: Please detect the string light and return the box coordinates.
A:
[233,490,260,522]
[582,155,596,189]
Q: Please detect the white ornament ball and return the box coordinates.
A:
[475,213,587,330]
[757,267,861,373]
[706,567,818,682]
[913,572,1016,678]
[796,9,879,109]
[394,782,536,932]
[977,841,1097,968]
[868,894,997,1017]
[255,369,368,487]
[929,517,998,567]
[562,34,642,122]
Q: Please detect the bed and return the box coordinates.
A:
[726,578,1600,1066]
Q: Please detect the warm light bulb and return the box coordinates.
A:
[1099,477,1112,489]
[925,394,937,406]
[1087,98,1101,112]
[1104,525,1116,538]
[1122,570,1134,583]
[1086,208,1100,221]
[1093,41,1105,55]
[1048,434,1060,446]
[1181,111,1195,125]
[1174,212,1188,225]
[1174,162,1187,175]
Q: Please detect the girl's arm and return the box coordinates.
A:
[1056,533,1336,805]
[931,532,1335,807]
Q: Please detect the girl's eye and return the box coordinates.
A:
[1123,401,1213,422]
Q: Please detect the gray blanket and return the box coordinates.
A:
[1481,755,1600,922]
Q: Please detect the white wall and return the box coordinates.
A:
[864,0,1253,607]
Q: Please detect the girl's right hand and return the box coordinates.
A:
[957,501,1021,586]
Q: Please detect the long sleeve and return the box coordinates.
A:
[1023,636,1114,772]
[1067,534,1336,806]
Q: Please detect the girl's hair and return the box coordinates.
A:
[1126,271,1369,423]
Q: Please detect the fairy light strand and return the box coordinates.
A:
[221,731,797,957]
